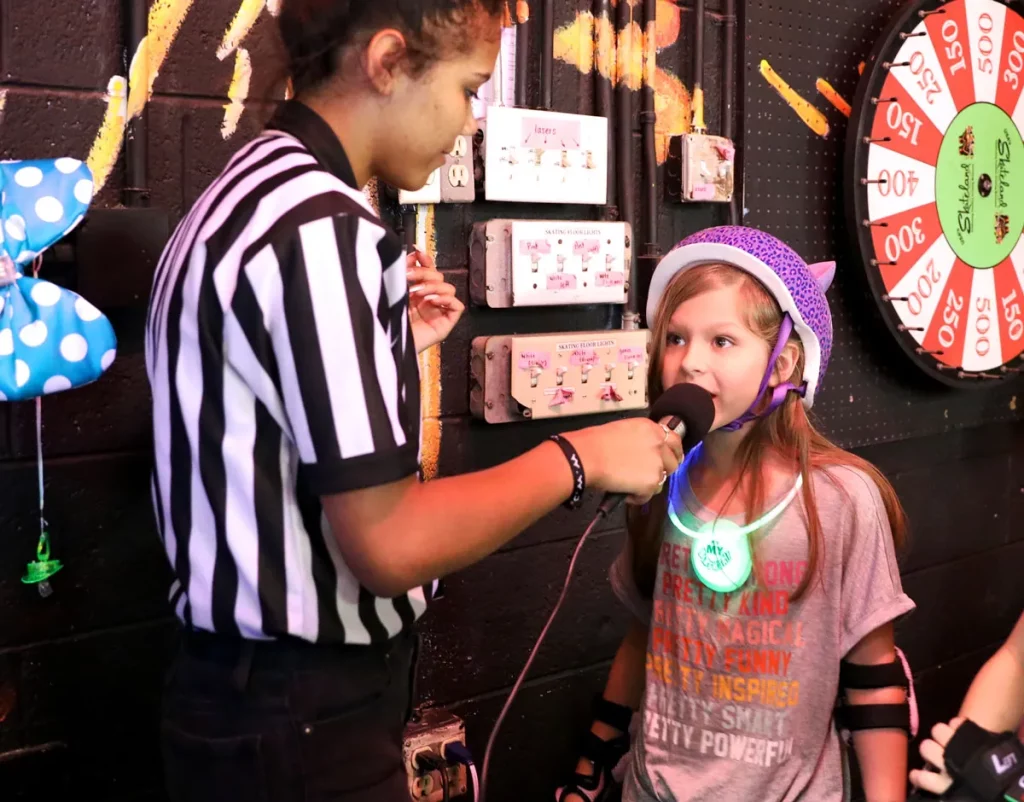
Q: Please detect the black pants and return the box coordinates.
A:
[161,627,418,802]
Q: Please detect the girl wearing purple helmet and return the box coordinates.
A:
[560,226,917,802]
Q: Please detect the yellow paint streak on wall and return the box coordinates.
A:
[759,59,830,138]
[816,78,851,117]
[416,205,442,480]
[617,21,643,91]
[126,0,195,121]
[221,48,252,139]
[858,61,866,75]
[554,12,595,74]
[554,10,689,164]
[654,68,691,163]
[643,19,657,88]
[218,0,264,61]
[86,76,128,194]
[595,12,617,82]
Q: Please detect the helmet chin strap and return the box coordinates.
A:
[720,315,806,433]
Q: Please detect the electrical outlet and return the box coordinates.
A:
[469,219,630,307]
[398,134,476,205]
[679,133,735,203]
[440,134,475,203]
[398,168,442,205]
[403,709,467,802]
[483,106,608,204]
[470,330,649,423]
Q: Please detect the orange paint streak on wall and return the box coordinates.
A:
[656,0,680,48]
[655,68,692,162]
[816,78,851,117]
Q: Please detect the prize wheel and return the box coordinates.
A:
[847,0,1024,386]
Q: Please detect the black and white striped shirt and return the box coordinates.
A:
[145,101,427,644]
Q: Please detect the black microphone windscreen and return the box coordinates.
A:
[650,383,716,451]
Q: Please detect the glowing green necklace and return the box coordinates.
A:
[667,468,803,593]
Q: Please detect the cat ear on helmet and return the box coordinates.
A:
[808,261,836,293]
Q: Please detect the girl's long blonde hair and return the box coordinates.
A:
[629,264,907,601]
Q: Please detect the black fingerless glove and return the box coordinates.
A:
[941,719,1024,801]
[556,696,634,802]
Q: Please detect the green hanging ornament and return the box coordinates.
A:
[22,529,61,598]
[21,390,59,598]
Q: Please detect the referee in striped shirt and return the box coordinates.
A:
[145,2,682,800]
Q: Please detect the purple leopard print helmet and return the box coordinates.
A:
[646,225,835,416]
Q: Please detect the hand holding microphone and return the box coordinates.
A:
[561,383,716,515]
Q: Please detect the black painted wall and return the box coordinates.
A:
[0,1,1022,800]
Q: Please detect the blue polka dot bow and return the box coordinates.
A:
[0,158,117,401]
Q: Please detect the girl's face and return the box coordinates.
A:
[375,14,500,190]
[660,282,775,432]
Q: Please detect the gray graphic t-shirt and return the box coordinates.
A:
[610,458,915,802]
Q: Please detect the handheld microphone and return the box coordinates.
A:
[596,383,716,517]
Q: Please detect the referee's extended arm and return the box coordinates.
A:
[324,422,682,597]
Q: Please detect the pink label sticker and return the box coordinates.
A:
[518,351,550,370]
[521,117,582,149]
[618,346,645,363]
[572,239,601,256]
[690,183,717,201]
[547,274,577,290]
[519,239,551,255]
[597,272,625,287]
[570,349,600,366]
[716,142,736,161]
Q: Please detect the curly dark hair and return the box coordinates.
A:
[280,0,505,94]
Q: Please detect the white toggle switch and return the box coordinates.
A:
[530,365,543,387]
[556,366,568,386]
[605,363,615,382]
[556,254,566,273]
[605,254,616,270]
[627,360,639,380]
[531,254,540,273]
[581,364,592,384]
[581,254,590,272]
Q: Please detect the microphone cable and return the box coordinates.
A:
[478,507,607,802]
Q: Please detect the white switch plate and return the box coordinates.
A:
[483,106,608,205]
[470,330,649,423]
[469,219,630,307]
[681,133,735,203]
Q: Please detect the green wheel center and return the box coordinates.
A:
[935,102,1024,269]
